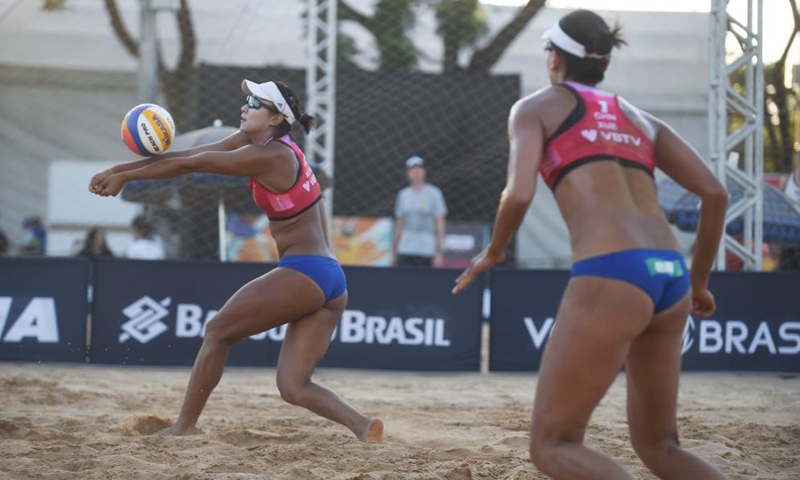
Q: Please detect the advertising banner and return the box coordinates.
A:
[323,266,482,371]
[680,272,800,372]
[488,270,569,372]
[90,259,280,366]
[0,258,90,363]
[91,260,482,370]
[489,270,800,373]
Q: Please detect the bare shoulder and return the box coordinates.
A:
[513,85,562,114]
[507,88,547,127]
[235,138,295,162]
[617,96,659,142]
[514,86,575,123]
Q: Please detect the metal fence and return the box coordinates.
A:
[0,0,797,271]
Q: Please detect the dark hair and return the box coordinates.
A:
[273,81,317,136]
[552,10,626,84]
[131,215,154,238]
[77,227,114,258]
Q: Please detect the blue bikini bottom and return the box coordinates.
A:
[570,249,690,313]
[278,254,347,302]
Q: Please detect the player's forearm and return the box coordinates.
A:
[486,190,530,257]
[112,144,222,174]
[690,189,728,289]
[110,157,159,174]
[120,157,193,181]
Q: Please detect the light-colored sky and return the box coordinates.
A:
[481,0,797,63]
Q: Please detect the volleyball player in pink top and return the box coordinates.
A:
[90,80,382,442]
[453,10,729,480]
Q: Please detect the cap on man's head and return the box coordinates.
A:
[405,155,425,169]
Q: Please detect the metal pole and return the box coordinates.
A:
[137,0,158,104]
[709,0,726,269]
[709,0,764,270]
[306,0,338,221]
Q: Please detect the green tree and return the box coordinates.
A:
[763,62,796,172]
[763,0,800,173]
[434,0,488,72]
[103,0,198,128]
[339,0,423,70]
[727,0,799,173]
[338,0,546,72]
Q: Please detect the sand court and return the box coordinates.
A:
[0,364,798,480]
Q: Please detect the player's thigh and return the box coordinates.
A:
[207,267,326,342]
[276,292,346,381]
[532,277,653,442]
[625,292,691,445]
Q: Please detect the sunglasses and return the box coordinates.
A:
[544,42,555,53]
[246,95,282,114]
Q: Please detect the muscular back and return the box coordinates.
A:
[530,85,680,261]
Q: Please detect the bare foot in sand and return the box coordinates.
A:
[359,418,383,443]
[154,424,202,436]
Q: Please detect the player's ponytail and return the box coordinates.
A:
[273,82,316,135]
[552,9,627,84]
[296,113,317,134]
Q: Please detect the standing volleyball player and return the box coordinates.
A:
[90,80,383,442]
[453,10,730,480]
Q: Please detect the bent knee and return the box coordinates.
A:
[276,377,309,406]
[203,316,238,344]
[529,424,580,468]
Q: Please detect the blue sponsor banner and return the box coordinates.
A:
[325,266,482,371]
[90,259,280,366]
[489,270,800,373]
[0,258,90,363]
[488,269,569,372]
[90,260,482,371]
[681,272,800,372]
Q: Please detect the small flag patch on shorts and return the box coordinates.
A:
[646,258,683,277]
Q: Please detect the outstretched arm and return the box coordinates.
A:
[649,113,728,316]
[94,143,276,197]
[453,99,544,294]
[89,131,250,192]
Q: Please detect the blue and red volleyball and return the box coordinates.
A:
[120,104,176,156]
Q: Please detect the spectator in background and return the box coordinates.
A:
[20,216,46,256]
[75,227,115,258]
[127,215,165,260]
[779,147,800,271]
[392,155,448,267]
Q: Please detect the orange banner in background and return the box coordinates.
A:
[227,213,488,268]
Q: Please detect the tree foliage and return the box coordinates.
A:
[103,0,197,127]
[338,0,546,72]
[727,0,799,173]
[764,0,800,173]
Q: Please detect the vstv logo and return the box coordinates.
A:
[119,296,171,344]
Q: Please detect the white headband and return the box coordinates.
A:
[541,22,609,60]
[242,79,297,125]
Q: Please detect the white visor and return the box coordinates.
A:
[541,22,608,59]
[242,79,297,125]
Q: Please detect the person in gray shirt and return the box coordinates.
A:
[392,155,448,267]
